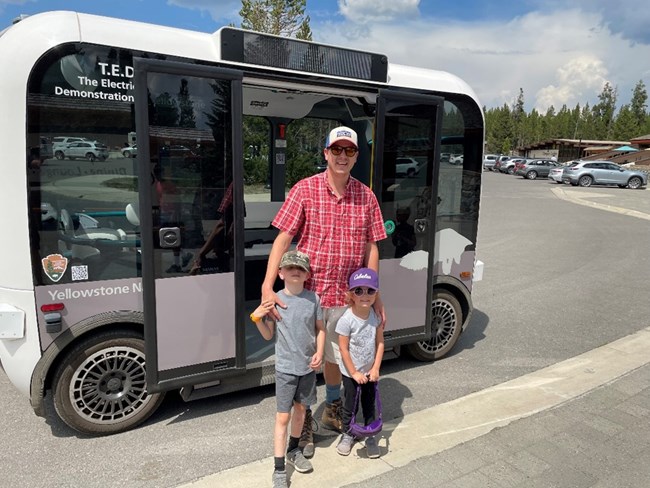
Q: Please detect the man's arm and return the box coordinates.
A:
[365,241,386,326]
[261,231,293,320]
[364,241,379,271]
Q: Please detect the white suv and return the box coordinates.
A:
[53,137,95,159]
[58,141,109,161]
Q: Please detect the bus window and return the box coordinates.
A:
[27,45,140,285]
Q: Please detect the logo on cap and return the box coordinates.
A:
[348,267,379,290]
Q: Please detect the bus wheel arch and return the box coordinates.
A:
[50,327,165,435]
[405,285,470,361]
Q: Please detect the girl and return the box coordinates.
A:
[335,267,384,459]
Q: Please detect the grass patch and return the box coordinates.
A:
[102,176,138,191]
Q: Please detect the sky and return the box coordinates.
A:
[2,0,650,113]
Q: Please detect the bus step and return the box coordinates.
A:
[179,381,222,402]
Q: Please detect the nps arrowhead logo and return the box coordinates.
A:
[41,253,68,282]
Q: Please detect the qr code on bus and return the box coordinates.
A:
[71,265,89,281]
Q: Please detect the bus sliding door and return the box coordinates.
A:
[134,59,246,392]
[373,90,444,344]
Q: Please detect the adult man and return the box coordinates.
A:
[261,126,387,457]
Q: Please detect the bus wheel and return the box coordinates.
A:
[405,290,462,361]
[52,330,165,435]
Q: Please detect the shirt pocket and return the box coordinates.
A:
[343,202,370,251]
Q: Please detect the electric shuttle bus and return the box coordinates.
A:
[0,11,484,435]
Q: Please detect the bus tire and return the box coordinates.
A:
[52,330,165,435]
[405,290,462,361]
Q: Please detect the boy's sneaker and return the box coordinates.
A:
[287,448,313,473]
[365,435,380,459]
[321,399,343,432]
[272,469,288,488]
[299,408,316,458]
[336,433,355,456]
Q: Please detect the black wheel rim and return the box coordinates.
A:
[69,346,152,425]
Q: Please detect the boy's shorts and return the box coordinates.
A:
[323,306,347,364]
[275,370,317,413]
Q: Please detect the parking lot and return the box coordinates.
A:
[2,170,650,488]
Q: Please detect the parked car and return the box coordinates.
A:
[396,157,421,177]
[122,145,137,158]
[483,154,499,171]
[562,161,648,189]
[499,157,526,174]
[59,141,109,161]
[493,155,511,172]
[548,167,564,183]
[159,144,195,158]
[52,136,95,158]
[515,159,559,179]
[449,154,464,165]
[513,159,530,174]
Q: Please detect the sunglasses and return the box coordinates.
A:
[328,145,358,157]
[352,287,377,296]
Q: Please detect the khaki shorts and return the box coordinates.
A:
[323,306,347,364]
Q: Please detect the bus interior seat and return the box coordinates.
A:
[58,208,128,261]
[126,202,140,226]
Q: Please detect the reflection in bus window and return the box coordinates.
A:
[27,45,140,284]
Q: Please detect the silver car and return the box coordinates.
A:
[61,141,109,161]
[515,159,559,179]
[562,161,648,189]
[483,154,498,171]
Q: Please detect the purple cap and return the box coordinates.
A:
[348,268,379,290]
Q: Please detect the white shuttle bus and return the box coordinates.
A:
[0,11,484,435]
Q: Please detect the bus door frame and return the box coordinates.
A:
[373,89,444,343]
[134,58,246,392]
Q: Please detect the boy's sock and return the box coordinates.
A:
[274,456,285,471]
[287,436,300,453]
[326,384,341,404]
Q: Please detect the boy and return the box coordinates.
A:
[250,250,325,488]
[335,267,384,459]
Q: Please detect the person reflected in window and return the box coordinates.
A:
[189,181,234,275]
[153,164,192,273]
[392,206,416,258]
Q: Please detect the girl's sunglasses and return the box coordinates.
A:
[352,287,377,296]
[328,145,358,157]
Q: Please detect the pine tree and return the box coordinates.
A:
[177,79,196,128]
[239,0,312,40]
[592,82,618,139]
[629,80,648,136]
[611,105,637,141]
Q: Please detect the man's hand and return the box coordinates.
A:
[261,286,286,321]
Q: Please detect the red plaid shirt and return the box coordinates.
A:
[273,172,386,307]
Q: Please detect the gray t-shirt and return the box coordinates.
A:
[274,288,323,376]
[335,308,380,377]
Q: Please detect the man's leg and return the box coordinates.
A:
[320,307,347,431]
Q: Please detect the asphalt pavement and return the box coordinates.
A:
[181,328,650,488]
[180,182,650,488]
